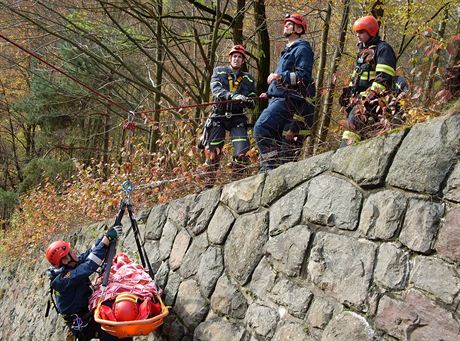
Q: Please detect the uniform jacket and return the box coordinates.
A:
[50,238,108,315]
[267,39,314,100]
[210,66,256,116]
[351,36,396,94]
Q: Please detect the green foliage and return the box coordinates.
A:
[11,40,115,132]
[19,158,75,193]
[0,190,19,208]
[66,10,149,51]
[12,74,73,130]
[433,80,443,91]
[220,28,233,40]
[12,64,88,132]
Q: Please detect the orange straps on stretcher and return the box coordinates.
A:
[94,294,169,338]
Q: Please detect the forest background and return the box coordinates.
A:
[0,0,458,261]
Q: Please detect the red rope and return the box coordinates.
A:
[136,96,262,116]
[0,33,263,119]
[0,33,131,114]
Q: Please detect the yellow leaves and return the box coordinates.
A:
[406,107,441,125]
[0,114,261,263]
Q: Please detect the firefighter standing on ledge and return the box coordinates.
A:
[339,15,397,147]
[254,13,315,171]
[199,45,256,187]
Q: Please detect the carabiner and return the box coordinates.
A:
[122,179,134,195]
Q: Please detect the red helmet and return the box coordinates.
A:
[113,293,139,322]
[284,13,307,34]
[353,16,379,37]
[228,44,247,58]
[45,240,71,267]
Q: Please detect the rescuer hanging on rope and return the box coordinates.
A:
[339,15,398,147]
[254,13,315,171]
[198,44,257,187]
[45,225,132,341]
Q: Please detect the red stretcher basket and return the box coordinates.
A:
[94,294,169,338]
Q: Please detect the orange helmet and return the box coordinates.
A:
[113,293,139,322]
[45,240,71,267]
[353,16,379,37]
[284,13,307,34]
[228,44,247,58]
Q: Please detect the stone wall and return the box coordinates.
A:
[0,113,459,340]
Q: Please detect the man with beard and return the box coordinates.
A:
[45,225,130,340]
[199,44,257,187]
[254,13,315,171]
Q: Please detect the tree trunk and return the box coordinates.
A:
[7,111,23,183]
[309,0,332,154]
[254,0,270,115]
[422,7,449,104]
[315,0,351,151]
[149,0,164,153]
[102,111,111,179]
[23,124,36,160]
[204,1,228,102]
[398,0,413,57]
[0,82,23,182]
[233,0,246,44]
[447,15,460,97]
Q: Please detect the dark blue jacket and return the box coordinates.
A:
[210,66,256,115]
[352,36,396,94]
[50,238,108,315]
[267,39,314,100]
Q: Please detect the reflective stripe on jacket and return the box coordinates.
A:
[51,238,108,315]
[210,66,256,115]
[351,36,396,94]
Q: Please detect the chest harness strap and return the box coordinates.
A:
[228,74,244,94]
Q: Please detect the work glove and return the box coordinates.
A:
[105,224,123,242]
[232,94,248,102]
[339,86,352,107]
[46,267,65,280]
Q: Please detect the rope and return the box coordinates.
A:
[0,32,263,119]
[136,96,262,116]
[0,32,131,114]
[1,33,351,195]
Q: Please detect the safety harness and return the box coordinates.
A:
[351,45,377,93]
[44,191,158,340]
[228,73,243,94]
[45,272,96,339]
[198,72,246,149]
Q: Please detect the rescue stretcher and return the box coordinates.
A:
[92,197,168,338]
[95,294,169,338]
